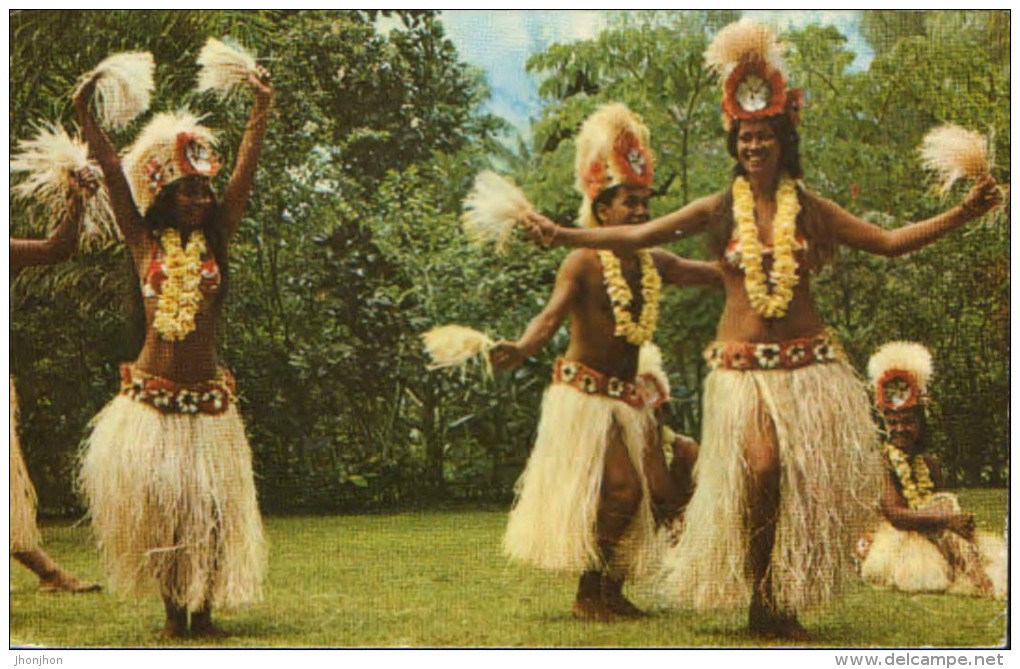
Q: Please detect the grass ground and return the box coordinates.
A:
[10,489,1007,648]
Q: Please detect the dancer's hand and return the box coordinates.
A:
[249,64,273,99]
[519,210,560,247]
[68,166,100,200]
[489,341,526,371]
[946,512,976,541]
[961,174,1001,219]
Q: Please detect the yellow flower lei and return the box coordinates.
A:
[152,228,207,342]
[732,175,801,319]
[884,442,935,509]
[597,250,661,346]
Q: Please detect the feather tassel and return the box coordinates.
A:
[919,124,991,195]
[461,171,534,254]
[75,52,154,130]
[422,325,496,378]
[703,17,786,77]
[196,37,259,95]
[10,124,116,241]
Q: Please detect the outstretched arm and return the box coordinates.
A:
[72,76,146,252]
[489,252,584,370]
[652,249,722,289]
[520,192,722,253]
[220,67,273,238]
[824,176,1001,257]
[10,168,96,270]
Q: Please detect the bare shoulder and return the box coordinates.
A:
[561,248,600,271]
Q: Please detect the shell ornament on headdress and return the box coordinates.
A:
[574,103,655,228]
[704,18,802,131]
[867,341,934,412]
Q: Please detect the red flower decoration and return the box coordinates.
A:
[612,130,653,188]
[582,159,608,199]
[722,61,788,122]
[876,369,921,410]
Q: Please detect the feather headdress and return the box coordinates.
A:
[868,341,934,411]
[421,325,496,378]
[10,124,115,240]
[704,18,798,129]
[703,17,787,78]
[574,103,654,228]
[919,124,991,195]
[461,171,534,254]
[74,52,155,130]
[121,111,220,213]
[196,37,260,95]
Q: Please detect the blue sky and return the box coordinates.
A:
[382,10,875,139]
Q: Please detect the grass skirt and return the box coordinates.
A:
[10,377,41,553]
[79,395,266,611]
[503,384,660,579]
[661,360,883,612]
[860,493,1007,598]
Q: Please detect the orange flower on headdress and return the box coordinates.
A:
[582,159,608,199]
[722,61,787,122]
[612,130,653,188]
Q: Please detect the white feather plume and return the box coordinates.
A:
[75,52,155,130]
[867,341,934,394]
[703,17,786,77]
[461,171,534,254]
[10,124,116,241]
[422,325,496,378]
[196,37,259,95]
[638,342,670,399]
[919,124,991,195]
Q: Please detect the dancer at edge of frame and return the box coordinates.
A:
[517,19,1000,638]
[10,128,106,595]
[492,103,718,622]
[855,341,1006,598]
[72,43,272,638]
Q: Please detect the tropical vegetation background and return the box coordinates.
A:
[10,10,1010,516]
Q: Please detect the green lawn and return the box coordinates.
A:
[10,489,1007,648]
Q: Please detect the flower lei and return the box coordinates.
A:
[884,442,934,509]
[732,175,801,319]
[597,250,662,346]
[152,228,206,342]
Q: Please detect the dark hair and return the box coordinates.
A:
[591,185,621,226]
[707,115,836,268]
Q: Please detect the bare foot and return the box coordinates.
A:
[157,619,189,639]
[191,609,230,638]
[773,615,811,642]
[39,571,101,594]
[572,595,618,623]
[602,576,646,618]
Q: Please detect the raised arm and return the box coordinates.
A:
[823,176,1001,257]
[72,77,146,253]
[489,251,584,370]
[220,67,273,238]
[521,192,722,253]
[10,167,96,270]
[652,249,723,289]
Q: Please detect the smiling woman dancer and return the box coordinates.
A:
[520,19,1000,638]
[72,46,272,638]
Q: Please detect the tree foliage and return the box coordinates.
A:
[9,11,1008,518]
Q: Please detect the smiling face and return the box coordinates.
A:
[884,409,922,452]
[736,118,781,178]
[595,185,651,228]
[172,176,216,230]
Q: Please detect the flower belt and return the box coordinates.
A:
[120,363,236,415]
[704,330,843,371]
[553,358,664,410]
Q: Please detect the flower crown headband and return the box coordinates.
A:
[704,18,803,131]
